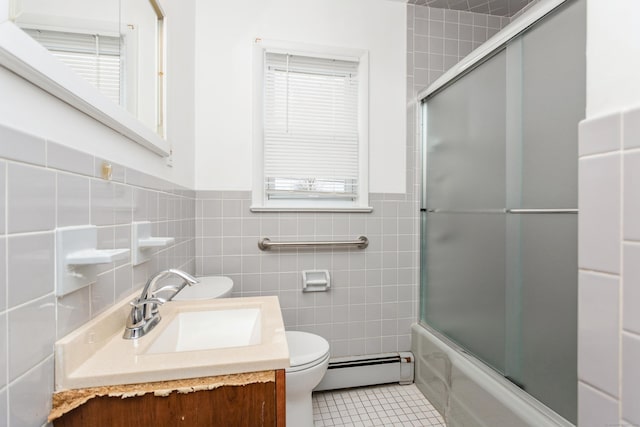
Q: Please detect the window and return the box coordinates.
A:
[23,28,123,105]
[252,42,370,212]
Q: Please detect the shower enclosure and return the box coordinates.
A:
[419,0,584,423]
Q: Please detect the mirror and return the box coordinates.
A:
[0,0,168,154]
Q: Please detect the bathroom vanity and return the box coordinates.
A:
[48,294,290,426]
[50,370,286,426]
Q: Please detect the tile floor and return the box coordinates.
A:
[312,383,446,426]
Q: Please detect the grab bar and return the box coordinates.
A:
[507,208,578,214]
[258,236,369,251]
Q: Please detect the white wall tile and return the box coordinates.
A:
[8,356,53,427]
[623,244,640,334]
[623,107,640,149]
[8,295,55,382]
[578,112,621,156]
[7,233,54,308]
[0,238,5,312]
[114,225,131,269]
[578,271,620,397]
[95,226,116,275]
[56,286,91,340]
[90,271,115,317]
[114,264,133,301]
[0,387,6,427]
[0,162,5,236]
[0,126,46,166]
[578,153,621,273]
[0,313,6,389]
[622,333,640,424]
[7,163,55,233]
[623,151,640,241]
[578,382,619,427]
[0,123,197,422]
[114,184,133,225]
[56,173,91,227]
[398,335,411,350]
[47,142,94,176]
[133,188,150,222]
[91,179,115,226]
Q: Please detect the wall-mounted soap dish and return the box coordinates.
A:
[56,225,130,297]
[131,221,175,265]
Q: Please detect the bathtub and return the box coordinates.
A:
[411,323,574,427]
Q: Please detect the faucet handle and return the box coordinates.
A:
[167,268,199,286]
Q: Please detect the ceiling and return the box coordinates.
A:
[406,0,538,17]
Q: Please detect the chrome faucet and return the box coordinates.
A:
[123,269,199,339]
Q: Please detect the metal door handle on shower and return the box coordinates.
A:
[506,209,578,214]
[423,208,578,214]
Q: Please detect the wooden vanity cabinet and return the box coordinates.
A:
[52,370,286,427]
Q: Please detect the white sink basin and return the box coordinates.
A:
[145,308,261,354]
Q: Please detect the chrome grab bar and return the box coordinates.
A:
[258,236,369,251]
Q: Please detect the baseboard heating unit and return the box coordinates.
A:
[314,352,415,391]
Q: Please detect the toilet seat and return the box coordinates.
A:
[286,331,330,373]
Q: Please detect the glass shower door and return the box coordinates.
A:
[421,48,508,373]
[503,0,584,421]
[420,0,584,423]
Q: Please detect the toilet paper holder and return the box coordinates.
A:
[302,270,330,292]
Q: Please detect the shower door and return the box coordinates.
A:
[420,0,584,423]
[421,48,508,373]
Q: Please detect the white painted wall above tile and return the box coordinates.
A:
[194,0,406,193]
[586,0,640,117]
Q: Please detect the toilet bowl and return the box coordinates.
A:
[285,331,330,427]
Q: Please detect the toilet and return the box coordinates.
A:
[285,331,330,427]
[171,275,233,300]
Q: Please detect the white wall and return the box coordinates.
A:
[578,1,640,425]
[0,0,196,188]
[586,0,640,118]
[194,0,406,193]
[13,0,119,28]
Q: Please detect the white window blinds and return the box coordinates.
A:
[263,52,360,200]
[24,29,122,105]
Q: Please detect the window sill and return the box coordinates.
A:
[250,206,373,213]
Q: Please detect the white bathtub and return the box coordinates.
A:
[411,323,574,427]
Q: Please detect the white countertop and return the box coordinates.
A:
[55,294,290,391]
